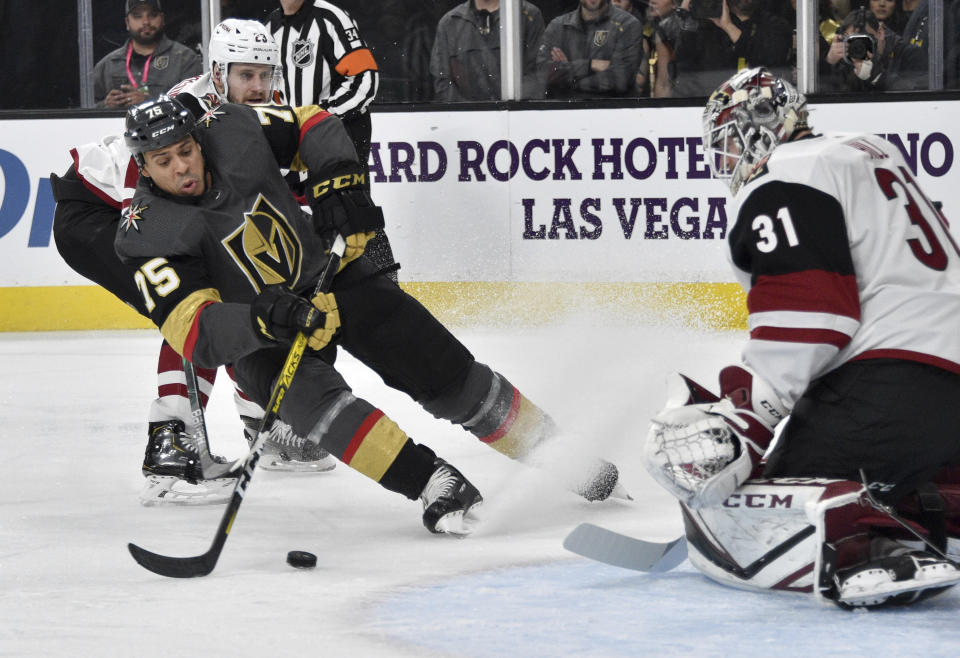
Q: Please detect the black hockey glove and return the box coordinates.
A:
[251,285,340,351]
[307,169,385,267]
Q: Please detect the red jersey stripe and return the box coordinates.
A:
[299,110,332,143]
[751,325,851,349]
[181,301,216,362]
[749,270,860,319]
[851,349,960,375]
[479,387,521,444]
[342,409,385,464]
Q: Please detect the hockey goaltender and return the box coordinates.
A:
[642,67,960,609]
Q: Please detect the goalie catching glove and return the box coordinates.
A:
[307,168,384,268]
[643,365,788,508]
[251,284,340,351]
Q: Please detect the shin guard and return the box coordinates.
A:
[422,362,556,460]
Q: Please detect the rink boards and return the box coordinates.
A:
[0,101,956,330]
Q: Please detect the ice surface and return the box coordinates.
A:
[1,324,958,657]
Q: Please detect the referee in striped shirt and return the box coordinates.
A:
[266,0,397,279]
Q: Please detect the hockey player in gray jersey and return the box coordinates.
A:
[641,67,960,607]
[51,20,336,508]
[115,94,623,535]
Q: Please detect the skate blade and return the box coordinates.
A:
[139,475,235,507]
[260,456,337,473]
[839,564,960,607]
[433,501,483,537]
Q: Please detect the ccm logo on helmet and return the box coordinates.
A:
[151,125,176,139]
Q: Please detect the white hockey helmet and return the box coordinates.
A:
[208,19,281,103]
[702,67,808,195]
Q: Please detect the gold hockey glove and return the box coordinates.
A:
[340,231,376,270]
[251,285,341,351]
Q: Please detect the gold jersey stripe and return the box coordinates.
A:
[487,393,547,459]
[159,288,222,356]
[347,414,409,482]
[290,104,330,172]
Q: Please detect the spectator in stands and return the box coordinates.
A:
[92,0,202,109]
[537,0,644,99]
[430,0,546,101]
[825,7,926,91]
[900,0,960,88]
[902,0,923,25]
[775,0,841,88]
[870,0,909,34]
[611,0,651,94]
[612,0,644,18]
[665,0,792,97]
[648,0,681,97]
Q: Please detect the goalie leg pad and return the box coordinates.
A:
[681,478,871,598]
[682,478,960,607]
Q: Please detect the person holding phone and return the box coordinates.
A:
[92,0,202,109]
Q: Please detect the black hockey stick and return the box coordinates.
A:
[128,235,346,578]
[183,358,240,479]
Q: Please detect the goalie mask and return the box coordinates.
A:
[702,67,808,195]
[208,18,281,104]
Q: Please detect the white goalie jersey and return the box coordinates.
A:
[729,132,960,409]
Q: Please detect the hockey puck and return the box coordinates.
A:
[286,550,317,569]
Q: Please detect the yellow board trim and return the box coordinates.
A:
[0,286,154,332]
[0,282,747,332]
[401,281,747,330]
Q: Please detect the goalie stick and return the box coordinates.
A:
[128,235,345,578]
[563,523,688,572]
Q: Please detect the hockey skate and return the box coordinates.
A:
[420,459,483,536]
[140,420,240,506]
[242,416,337,473]
[833,549,960,609]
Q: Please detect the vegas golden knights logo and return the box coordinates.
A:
[593,30,608,47]
[222,194,302,291]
